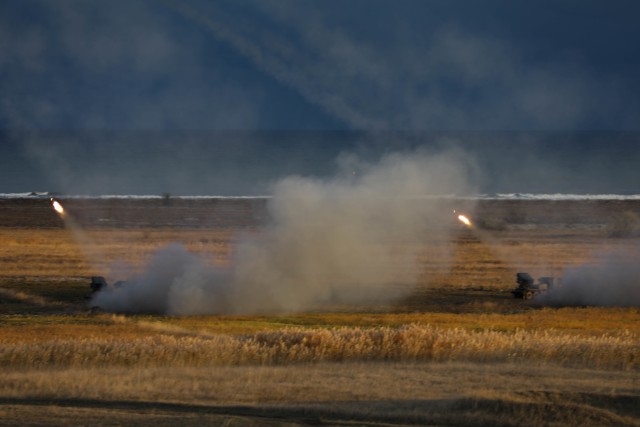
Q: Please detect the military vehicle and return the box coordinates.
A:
[89,276,107,294]
[511,272,557,300]
[88,276,128,293]
[87,276,126,312]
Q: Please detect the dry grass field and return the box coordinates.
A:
[1,198,639,426]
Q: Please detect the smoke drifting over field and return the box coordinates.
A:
[540,248,640,307]
[92,149,476,314]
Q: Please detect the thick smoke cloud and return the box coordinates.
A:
[540,248,640,307]
[91,149,476,314]
[91,244,231,314]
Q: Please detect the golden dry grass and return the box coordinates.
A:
[0,228,235,277]
[1,223,638,375]
[2,305,638,339]
[1,319,637,370]
[1,363,638,426]
[1,225,638,372]
[0,226,628,290]
[1,199,639,426]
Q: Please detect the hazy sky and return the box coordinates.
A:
[1,1,639,194]
[2,0,639,131]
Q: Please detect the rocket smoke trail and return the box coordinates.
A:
[50,198,106,276]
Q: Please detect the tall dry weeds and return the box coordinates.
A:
[1,324,636,370]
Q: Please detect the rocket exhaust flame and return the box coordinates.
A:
[51,198,65,216]
[458,214,472,227]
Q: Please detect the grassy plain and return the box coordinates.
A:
[0,198,639,426]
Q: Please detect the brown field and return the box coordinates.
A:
[0,198,639,426]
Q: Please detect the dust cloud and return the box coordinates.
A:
[540,248,640,307]
[91,149,477,314]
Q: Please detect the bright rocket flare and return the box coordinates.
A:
[458,214,472,227]
[51,199,65,215]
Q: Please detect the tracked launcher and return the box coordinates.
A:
[511,272,559,300]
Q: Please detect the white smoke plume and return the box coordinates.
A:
[540,248,640,307]
[91,149,477,314]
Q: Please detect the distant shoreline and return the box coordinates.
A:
[2,192,640,201]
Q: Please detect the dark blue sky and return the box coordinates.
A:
[1,0,639,131]
[1,1,639,194]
